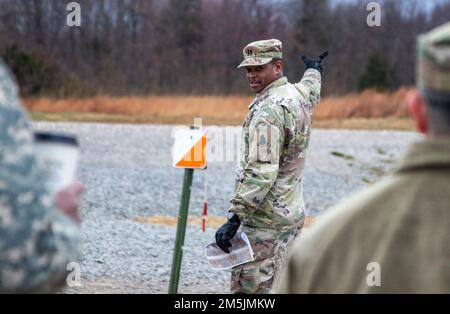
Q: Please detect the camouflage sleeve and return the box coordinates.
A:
[0,63,80,293]
[294,69,322,111]
[229,108,284,222]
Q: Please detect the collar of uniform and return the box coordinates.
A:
[248,76,288,109]
[395,136,450,173]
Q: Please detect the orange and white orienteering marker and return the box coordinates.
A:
[169,125,208,293]
[172,127,207,169]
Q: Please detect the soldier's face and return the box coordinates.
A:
[245,61,283,93]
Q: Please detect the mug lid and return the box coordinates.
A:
[34,131,79,146]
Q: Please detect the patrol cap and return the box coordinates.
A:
[417,22,450,99]
[237,39,283,69]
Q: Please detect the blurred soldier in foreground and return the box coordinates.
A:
[278,22,450,293]
[215,39,327,293]
[0,60,83,293]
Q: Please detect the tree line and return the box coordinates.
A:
[0,0,449,97]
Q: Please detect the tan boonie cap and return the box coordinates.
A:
[237,39,283,69]
[417,21,450,97]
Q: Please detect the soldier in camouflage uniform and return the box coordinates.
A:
[0,60,83,293]
[215,39,326,293]
[278,22,450,294]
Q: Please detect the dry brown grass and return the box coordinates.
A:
[313,117,414,131]
[132,215,317,229]
[315,88,413,120]
[25,96,252,125]
[25,88,416,129]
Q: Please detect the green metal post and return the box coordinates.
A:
[168,168,194,294]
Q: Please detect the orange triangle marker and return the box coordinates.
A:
[175,134,207,169]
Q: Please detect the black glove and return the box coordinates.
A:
[301,50,329,75]
[215,213,241,253]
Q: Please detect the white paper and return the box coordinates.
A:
[205,232,255,270]
[34,142,79,195]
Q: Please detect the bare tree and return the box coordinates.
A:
[0,0,447,96]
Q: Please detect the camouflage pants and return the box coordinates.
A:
[230,226,301,294]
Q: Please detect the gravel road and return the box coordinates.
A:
[32,122,421,294]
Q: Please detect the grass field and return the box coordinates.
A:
[132,215,318,229]
[26,88,415,130]
[30,112,414,130]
